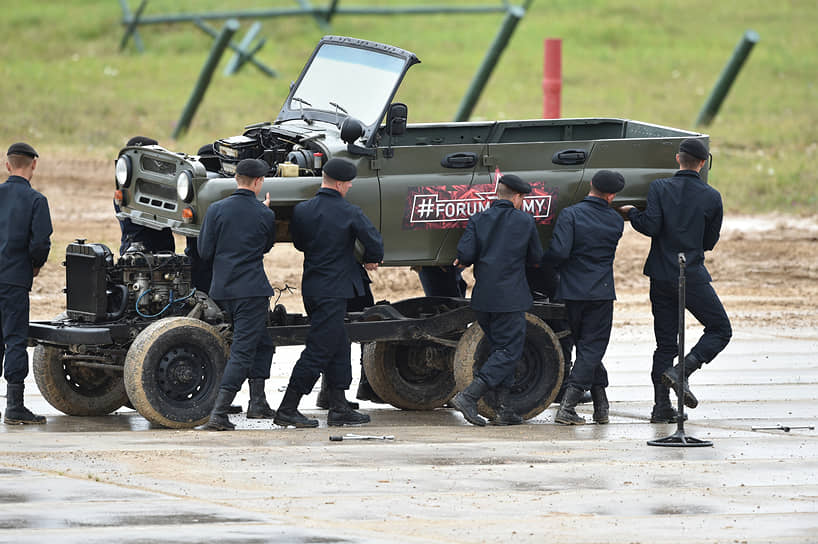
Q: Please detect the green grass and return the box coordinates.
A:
[1,0,816,213]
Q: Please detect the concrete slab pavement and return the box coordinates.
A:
[0,329,816,543]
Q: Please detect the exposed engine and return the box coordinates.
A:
[211,123,325,178]
[64,240,220,324]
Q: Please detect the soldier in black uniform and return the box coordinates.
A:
[198,158,278,430]
[1,142,52,424]
[185,143,218,294]
[315,264,380,409]
[451,174,544,426]
[545,170,626,425]
[275,158,384,428]
[617,138,731,422]
[115,136,175,256]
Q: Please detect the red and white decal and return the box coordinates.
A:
[402,168,557,230]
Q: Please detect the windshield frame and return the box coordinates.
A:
[275,36,420,145]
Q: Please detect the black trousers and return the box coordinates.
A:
[288,296,352,395]
[563,300,613,391]
[418,266,466,297]
[216,296,275,393]
[475,311,526,389]
[0,284,30,385]
[649,279,732,384]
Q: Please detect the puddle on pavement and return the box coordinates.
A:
[66,513,256,528]
[417,456,553,466]
[651,504,714,515]
[0,493,28,503]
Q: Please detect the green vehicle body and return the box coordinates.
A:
[116,35,707,265]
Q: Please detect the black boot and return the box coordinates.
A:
[450,376,489,426]
[246,379,276,419]
[202,389,238,431]
[227,404,243,414]
[650,383,688,423]
[661,354,704,409]
[590,385,609,424]
[356,365,385,404]
[552,357,574,404]
[328,389,370,426]
[3,383,46,425]
[274,385,318,428]
[555,385,585,425]
[317,375,359,410]
[489,387,524,426]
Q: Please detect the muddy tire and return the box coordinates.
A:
[453,313,564,420]
[32,345,129,416]
[124,317,228,429]
[362,341,456,410]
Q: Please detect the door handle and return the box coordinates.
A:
[441,152,478,169]
[551,149,587,165]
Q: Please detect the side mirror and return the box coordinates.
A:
[340,117,365,144]
[341,117,375,157]
[386,103,408,136]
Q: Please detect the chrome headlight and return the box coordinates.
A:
[176,170,193,202]
[115,155,132,187]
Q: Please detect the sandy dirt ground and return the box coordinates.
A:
[28,156,818,333]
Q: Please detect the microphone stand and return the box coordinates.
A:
[648,253,713,447]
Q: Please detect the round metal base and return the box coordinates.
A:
[648,430,713,448]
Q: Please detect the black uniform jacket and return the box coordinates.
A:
[628,170,722,283]
[0,175,52,290]
[544,196,623,301]
[291,188,384,299]
[198,189,276,299]
[457,199,544,312]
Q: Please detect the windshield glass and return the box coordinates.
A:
[291,44,405,126]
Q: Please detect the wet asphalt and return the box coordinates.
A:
[1,330,816,543]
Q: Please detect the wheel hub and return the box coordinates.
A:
[157,346,208,402]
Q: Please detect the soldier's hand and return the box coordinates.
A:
[453,258,467,270]
[263,192,271,208]
[364,262,380,271]
[32,267,41,278]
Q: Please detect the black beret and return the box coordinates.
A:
[126,136,159,147]
[323,158,357,182]
[498,174,531,194]
[236,158,269,178]
[679,138,709,160]
[7,142,38,158]
[591,170,625,194]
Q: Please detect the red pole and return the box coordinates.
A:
[543,38,562,118]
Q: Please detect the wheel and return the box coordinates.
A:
[453,313,564,420]
[124,317,228,428]
[362,341,456,410]
[33,345,129,416]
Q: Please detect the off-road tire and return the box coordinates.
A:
[124,317,228,429]
[362,341,456,410]
[32,344,129,416]
[453,313,564,420]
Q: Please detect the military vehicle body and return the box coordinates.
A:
[28,36,708,428]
